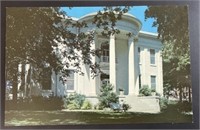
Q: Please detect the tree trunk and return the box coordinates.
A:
[189,86,192,103]
[179,86,183,102]
[12,67,18,102]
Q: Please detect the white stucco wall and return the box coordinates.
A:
[116,38,129,95]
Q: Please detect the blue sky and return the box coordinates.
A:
[61,6,157,33]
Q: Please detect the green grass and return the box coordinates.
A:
[5,110,193,126]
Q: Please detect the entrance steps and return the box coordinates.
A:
[119,95,161,113]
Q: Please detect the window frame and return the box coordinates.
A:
[65,70,75,92]
[150,49,156,65]
[138,47,141,64]
[101,43,109,63]
[150,75,156,90]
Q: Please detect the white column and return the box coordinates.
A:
[158,50,163,96]
[128,36,135,95]
[89,36,97,96]
[135,46,140,95]
[109,34,116,92]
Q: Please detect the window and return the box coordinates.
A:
[101,43,109,62]
[151,76,156,89]
[102,79,110,86]
[66,70,74,90]
[101,74,110,86]
[150,49,155,64]
[138,47,141,63]
[139,74,142,89]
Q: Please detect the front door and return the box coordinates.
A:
[100,74,110,86]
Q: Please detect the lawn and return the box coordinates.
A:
[5,110,193,126]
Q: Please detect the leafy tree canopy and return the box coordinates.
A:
[145,6,190,71]
[145,6,191,101]
[6,6,131,100]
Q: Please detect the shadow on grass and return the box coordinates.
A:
[5,108,193,126]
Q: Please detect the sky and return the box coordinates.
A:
[61,6,157,33]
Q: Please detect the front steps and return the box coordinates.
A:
[119,95,161,113]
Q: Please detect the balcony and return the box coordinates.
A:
[99,56,118,68]
[100,56,109,63]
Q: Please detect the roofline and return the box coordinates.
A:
[139,31,159,39]
[78,12,142,31]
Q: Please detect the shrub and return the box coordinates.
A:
[67,100,80,110]
[139,85,152,96]
[63,93,86,110]
[159,97,168,111]
[94,103,104,110]
[122,103,131,112]
[151,88,156,92]
[98,84,119,109]
[81,100,92,110]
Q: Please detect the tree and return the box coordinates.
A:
[98,84,119,109]
[145,6,191,102]
[6,7,65,101]
[6,6,131,101]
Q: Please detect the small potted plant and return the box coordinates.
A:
[151,88,156,96]
[119,88,124,95]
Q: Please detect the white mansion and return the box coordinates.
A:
[16,12,163,113]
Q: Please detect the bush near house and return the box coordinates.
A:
[63,93,92,110]
[98,84,119,109]
[159,97,169,111]
[139,85,152,96]
[81,100,92,110]
[122,103,131,112]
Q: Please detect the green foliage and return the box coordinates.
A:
[81,100,92,110]
[6,7,131,101]
[159,97,169,111]
[151,88,156,92]
[145,6,191,102]
[98,84,119,108]
[122,103,131,112]
[93,6,131,36]
[66,101,80,110]
[139,85,152,96]
[63,93,86,110]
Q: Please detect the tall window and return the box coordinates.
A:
[66,70,74,90]
[139,74,142,89]
[151,76,156,89]
[138,47,141,63]
[101,43,109,62]
[100,74,110,86]
[150,49,155,64]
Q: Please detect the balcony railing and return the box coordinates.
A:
[100,56,118,63]
[100,56,109,63]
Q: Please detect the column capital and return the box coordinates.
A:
[128,35,138,44]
